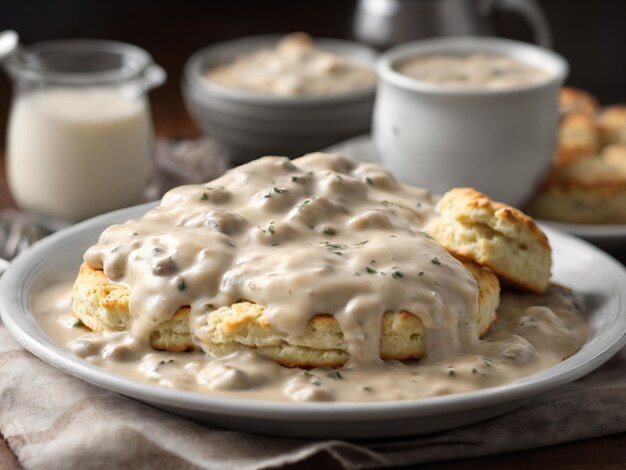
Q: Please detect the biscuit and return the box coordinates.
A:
[72,260,500,367]
[598,105,626,145]
[559,87,599,116]
[528,146,626,224]
[555,112,601,165]
[427,188,551,293]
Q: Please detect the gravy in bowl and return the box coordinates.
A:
[397,53,550,89]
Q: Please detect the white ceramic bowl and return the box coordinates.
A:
[374,37,568,207]
[183,35,378,164]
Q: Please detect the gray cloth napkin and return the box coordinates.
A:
[1,323,625,470]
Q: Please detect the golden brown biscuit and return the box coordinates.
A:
[72,260,500,367]
[559,87,599,116]
[528,146,626,224]
[555,113,601,165]
[598,105,626,145]
[427,188,552,294]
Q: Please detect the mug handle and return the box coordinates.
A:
[494,0,553,48]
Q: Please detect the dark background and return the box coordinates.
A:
[0,0,625,145]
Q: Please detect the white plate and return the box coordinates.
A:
[1,203,625,439]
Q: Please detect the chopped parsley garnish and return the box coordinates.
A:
[158,359,174,365]
[323,227,336,235]
[335,174,343,182]
[362,386,373,392]
[273,187,288,194]
[447,369,456,377]
[382,200,390,207]
[153,247,163,254]
[356,240,369,245]
[365,177,373,186]
[291,176,299,182]
[418,271,424,276]
[312,380,322,386]
[321,241,347,250]
[72,319,84,328]
[333,251,343,256]
[391,271,404,279]
[297,199,311,210]
[266,222,275,235]
[327,370,344,380]
[431,257,441,265]
[177,277,186,291]
[303,371,314,377]
[366,266,378,274]
[200,192,209,201]
[354,272,361,276]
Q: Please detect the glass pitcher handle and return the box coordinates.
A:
[494,0,553,48]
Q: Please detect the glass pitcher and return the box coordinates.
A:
[3,39,166,222]
[354,0,552,49]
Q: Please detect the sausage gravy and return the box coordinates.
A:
[33,153,588,402]
[397,53,550,89]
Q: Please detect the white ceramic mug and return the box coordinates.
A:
[373,37,568,207]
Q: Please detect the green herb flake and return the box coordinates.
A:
[274,187,288,194]
[312,380,322,386]
[327,371,344,380]
[321,241,347,250]
[472,368,478,374]
[366,266,378,274]
[447,369,456,377]
[297,199,311,210]
[72,319,84,328]
[266,222,275,235]
[303,371,313,377]
[431,257,441,265]
[356,240,369,246]
[382,200,390,207]
[335,174,343,183]
[333,251,343,256]
[200,192,209,201]
[263,191,272,198]
[291,176,299,182]
[159,359,174,365]
[362,386,373,392]
[323,227,336,235]
[177,277,186,291]
[391,271,404,279]
[365,177,374,186]
[354,272,361,276]
[418,271,424,276]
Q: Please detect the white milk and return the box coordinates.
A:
[7,88,152,221]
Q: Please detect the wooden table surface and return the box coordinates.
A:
[0,91,623,470]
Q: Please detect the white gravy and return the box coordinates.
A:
[33,153,589,402]
[205,33,376,97]
[35,283,588,402]
[397,53,550,90]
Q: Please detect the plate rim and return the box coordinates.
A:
[1,203,625,422]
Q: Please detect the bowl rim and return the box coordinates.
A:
[183,34,378,107]
[377,36,569,96]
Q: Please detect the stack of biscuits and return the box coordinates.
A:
[528,87,626,224]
